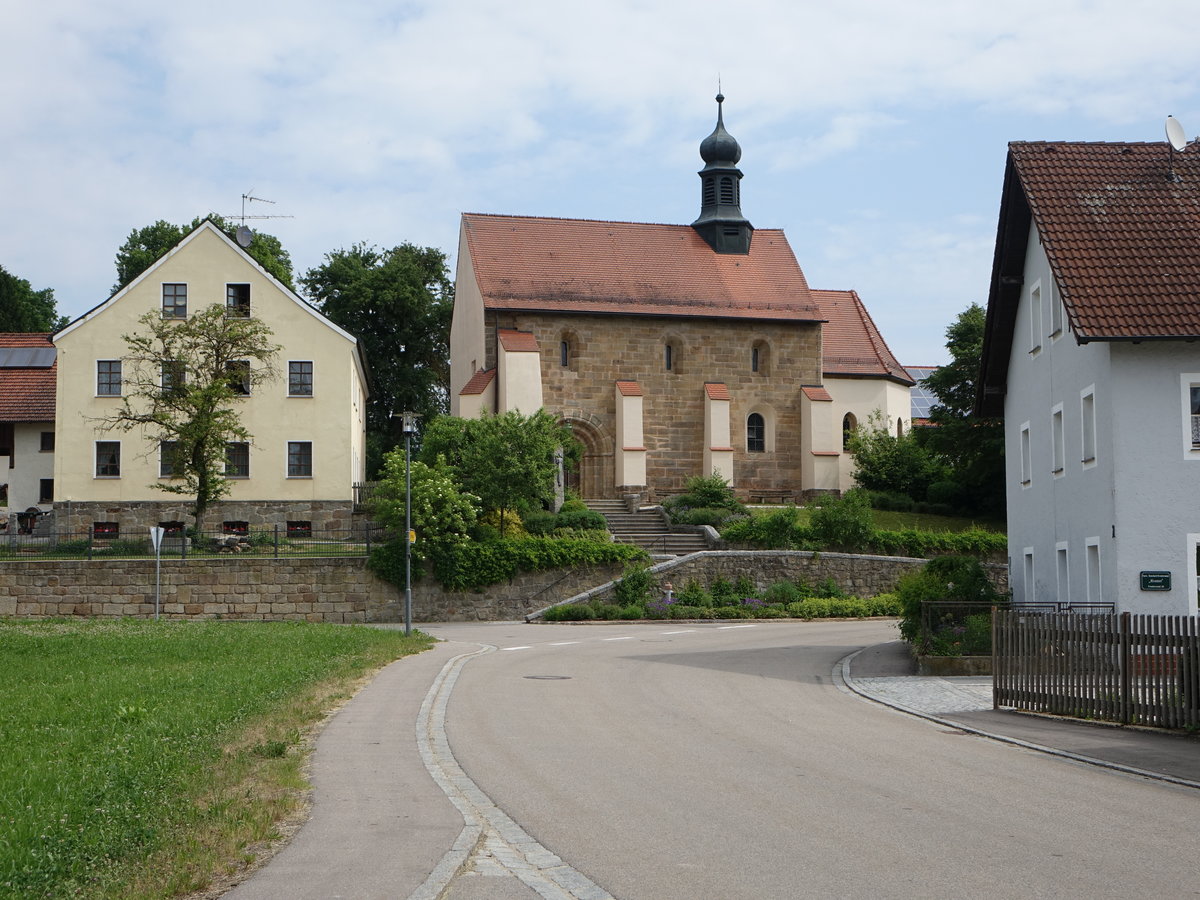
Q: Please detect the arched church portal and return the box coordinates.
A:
[562,416,614,500]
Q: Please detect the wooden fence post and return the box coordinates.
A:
[1119,611,1131,725]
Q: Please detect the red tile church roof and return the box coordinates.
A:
[462,213,821,322]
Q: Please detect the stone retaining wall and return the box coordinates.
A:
[0,553,1009,623]
[0,558,628,624]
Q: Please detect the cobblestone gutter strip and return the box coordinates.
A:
[836,646,1200,793]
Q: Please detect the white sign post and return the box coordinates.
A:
[149,527,164,621]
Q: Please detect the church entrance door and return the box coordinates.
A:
[563,419,613,500]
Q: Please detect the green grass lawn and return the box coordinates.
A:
[747,504,1005,534]
[0,620,433,900]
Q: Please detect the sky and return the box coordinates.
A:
[5,0,1200,366]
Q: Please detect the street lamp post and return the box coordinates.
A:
[400,411,417,636]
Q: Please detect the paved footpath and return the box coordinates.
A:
[843,639,1200,789]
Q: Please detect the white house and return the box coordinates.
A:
[52,220,369,534]
[0,333,56,524]
[978,140,1200,615]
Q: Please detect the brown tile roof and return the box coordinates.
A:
[0,333,55,421]
[704,382,730,400]
[979,140,1200,414]
[1012,141,1200,339]
[498,329,539,352]
[462,213,820,322]
[616,381,642,396]
[459,368,496,396]
[811,290,913,384]
[801,386,833,402]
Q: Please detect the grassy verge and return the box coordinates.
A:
[0,620,434,900]
[746,504,1004,534]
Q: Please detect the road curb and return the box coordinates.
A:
[835,645,1200,793]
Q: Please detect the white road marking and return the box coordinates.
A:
[661,630,696,635]
[548,641,581,646]
[716,624,758,630]
[412,645,614,900]
[501,646,533,651]
[602,636,635,641]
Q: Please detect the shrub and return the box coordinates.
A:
[522,509,558,536]
[672,507,739,527]
[479,509,527,539]
[554,506,608,532]
[720,506,811,549]
[895,555,1002,647]
[808,489,874,551]
[614,564,656,607]
[710,576,739,604]
[925,480,964,508]
[544,603,594,621]
[814,576,848,599]
[664,473,747,520]
[764,579,806,605]
[409,537,646,592]
[559,497,588,514]
[866,490,915,512]
[677,579,713,607]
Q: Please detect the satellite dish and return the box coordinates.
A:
[235,225,254,248]
[1166,115,1188,152]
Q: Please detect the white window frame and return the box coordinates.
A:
[1019,421,1032,487]
[288,360,314,397]
[287,440,313,478]
[96,359,122,397]
[1180,374,1200,458]
[1029,282,1043,355]
[1051,403,1065,477]
[94,440,121,478]
[1080,386,1096,469]
[1085,538,1102,605]
[224,442,250,479]
[1187,533,1200,615]
[1056,541,1069,605]
[1049,279,1063,340]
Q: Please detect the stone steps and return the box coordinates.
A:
[584,499,708,556]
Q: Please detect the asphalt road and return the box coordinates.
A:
[424,621,1200,900]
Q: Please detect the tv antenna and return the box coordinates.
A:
[219,190,294,246]
[1166,116,1189,182]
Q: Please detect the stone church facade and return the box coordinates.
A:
[449,96,911,502]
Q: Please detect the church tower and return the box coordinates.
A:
[691,93,753,254]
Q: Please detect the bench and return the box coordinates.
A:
[746,489,794,505]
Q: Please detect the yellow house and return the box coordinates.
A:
[52,220,369,534]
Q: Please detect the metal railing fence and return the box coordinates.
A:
[0,525,383,562]
[993,610,1200,729]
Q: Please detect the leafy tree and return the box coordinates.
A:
[419,410,579,531]
[0,265,67,331]
[922,303,1006,516]
[113,217,295,293]
[301,243,453,475]
[100,305,280,529]
[848,410,946,499]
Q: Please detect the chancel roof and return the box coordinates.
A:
[811,290,912,385]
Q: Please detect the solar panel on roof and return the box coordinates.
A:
[0,347,56,368]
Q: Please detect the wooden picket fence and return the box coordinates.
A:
[993,610,1200,729]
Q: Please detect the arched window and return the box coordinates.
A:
[560,341,570,367]
[720,177,735,204]
[842,413,858,451]
[747,413,765,453]
[751,340,769,375]
[664,343,674,372]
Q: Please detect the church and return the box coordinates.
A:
[449,95,912,503]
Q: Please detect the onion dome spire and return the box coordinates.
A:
[691,93,753,254]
